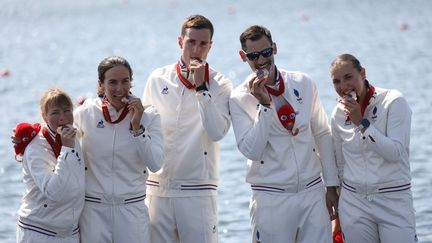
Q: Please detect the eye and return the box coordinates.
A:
[262,48,273,57]
[332,79,340,85]
[246,52,259,61]
[280,115,287,121]
[108,79,118,86]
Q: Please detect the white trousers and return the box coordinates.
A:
[250,186,332,243]
[79,200,150,243]
[16,226,79,243]
[146,195,218,243]
[339,188,417,243]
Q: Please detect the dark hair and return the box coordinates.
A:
[330,53,362,72]
[181,15,214,39]
[240,25,273,50]
[97,56,133,98]
[40,88,73,117]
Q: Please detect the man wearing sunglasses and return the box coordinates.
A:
[142,15,232,243]
[229,25,339,243]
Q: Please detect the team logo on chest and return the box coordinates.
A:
[161,86,169,94]
[293,88,303,103]
[97,119,105,128]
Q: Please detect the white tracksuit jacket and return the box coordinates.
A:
[229,69,339,190]
[74,98,164,201]
[142,63,232,196]
[331,87,412,193]
[17,130,85,238]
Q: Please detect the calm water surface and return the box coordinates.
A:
[1,0,431,242]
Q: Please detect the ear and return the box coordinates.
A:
[273,42,278,55]
[98,80,104,89]
[208,40,213,51]
[178,36,183,49]
[239,50,247,62]
[360,67,366,80]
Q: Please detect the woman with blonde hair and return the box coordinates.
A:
[15,88,84,243]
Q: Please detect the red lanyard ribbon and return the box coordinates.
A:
[360,85,375,116]
[101,99,129,124]
[175,62,209,90]
[42,127,62,159]
[265,71,284,96]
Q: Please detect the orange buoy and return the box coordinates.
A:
[400,22,409,31]
[1,68,10,77]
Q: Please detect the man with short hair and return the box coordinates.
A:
[229,25,338,243]
[142,15,232,243]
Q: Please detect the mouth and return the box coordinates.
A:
[121,96,130,103]
[255,61,272,71]
[190,57,206,64]
[60,124,72,130]
[342,89,357,99]
[341,88,353,95]
[113,94,127,99]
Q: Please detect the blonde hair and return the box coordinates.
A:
[39,88,73,117]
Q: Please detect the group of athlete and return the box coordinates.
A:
[12,14,417,243]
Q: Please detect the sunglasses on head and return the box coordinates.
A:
[244,47,273,61]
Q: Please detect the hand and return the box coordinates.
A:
[189,58,206,86]
[340,97,362,126]
[127,96,145,130]
[332,217,343,243]
[326,186,339,221]
[57,125,76,148]
[248,75,271,105]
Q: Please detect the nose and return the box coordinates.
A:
[191,44,201,54]
[58,111,66,123]
[340,81,351,93]
[256,54,267,63]
[114,83,123,92]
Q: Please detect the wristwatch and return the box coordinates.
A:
[130,125,145,137]
[356,118,370,132]
[195,82,208,92]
